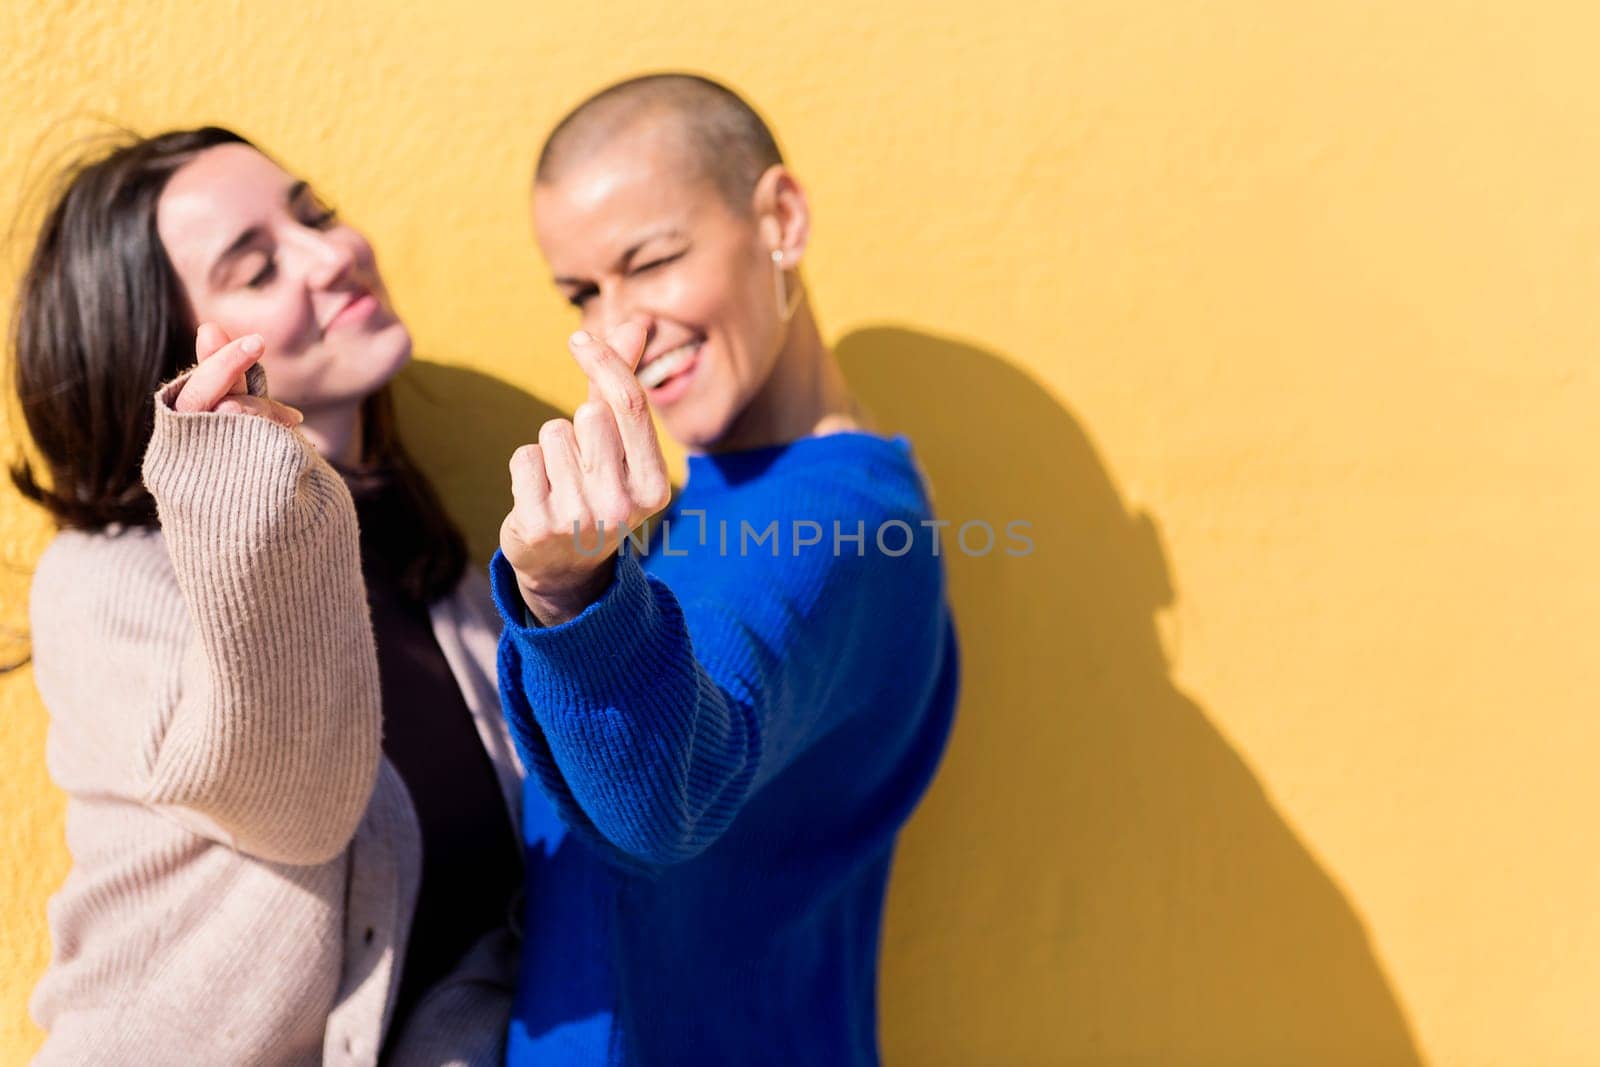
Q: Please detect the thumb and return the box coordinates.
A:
[604,320,649,372]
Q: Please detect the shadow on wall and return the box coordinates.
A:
[838,327,1424,1067]
[391,360,562,565]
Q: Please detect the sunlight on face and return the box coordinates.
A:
[533,126,786,450]
[157,143,411,411]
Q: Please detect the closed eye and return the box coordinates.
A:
[246,254,277,289]
[560,247,683,307]
[632,251,683,274]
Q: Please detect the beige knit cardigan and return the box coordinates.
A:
[26,373,524,1066]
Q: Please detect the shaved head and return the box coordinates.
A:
[536,73,784,214]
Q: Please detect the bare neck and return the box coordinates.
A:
[709,302,864,455]
[297,402,366,469]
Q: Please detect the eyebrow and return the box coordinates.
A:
[207,180,310,286]
[552,226,684,288]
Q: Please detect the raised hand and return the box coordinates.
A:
[501,320,673,625]
[172,322,303,429]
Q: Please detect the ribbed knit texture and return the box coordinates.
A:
[491,431,960,1067]
[136,377,381,863]
[27,372,520,1066]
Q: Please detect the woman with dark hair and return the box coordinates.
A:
[12,127,522,1066]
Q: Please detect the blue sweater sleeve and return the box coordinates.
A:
[489,500,945,868]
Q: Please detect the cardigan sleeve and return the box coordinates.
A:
[122,371,381,864]
[489,493,949,869]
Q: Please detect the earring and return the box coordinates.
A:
[771,249,801,323]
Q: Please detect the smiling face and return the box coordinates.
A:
[533,124,795,450]
[156,143,410,412]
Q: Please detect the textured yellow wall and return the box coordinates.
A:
[3,2,1597,1064]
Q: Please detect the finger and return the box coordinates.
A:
[265,398,303,426]
[567,330,667,492]
[174,334,267,413]
[213,394,302,429]
[568,329,649,409]
[573,401,624,477]
[582,318,648,407]
[508,444,550,510]
[195,322,230,361]
[604,320,649,372]
[537,419,586,521]
[195,323,248,395]
[573,401,630,527]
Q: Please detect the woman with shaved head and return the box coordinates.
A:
[493,74,961,1065]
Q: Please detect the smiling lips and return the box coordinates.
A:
[637,340,701,390]
[326,290,378,332]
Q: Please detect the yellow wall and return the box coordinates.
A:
[3,2,1596,1063]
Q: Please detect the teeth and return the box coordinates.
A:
[637,342,699,389]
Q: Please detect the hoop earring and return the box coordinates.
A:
[772,249,802,323]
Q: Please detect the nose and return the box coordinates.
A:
[304,232,357,290]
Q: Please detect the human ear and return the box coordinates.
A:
[751,165,811,268]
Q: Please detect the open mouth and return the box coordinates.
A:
[637,339,702,390]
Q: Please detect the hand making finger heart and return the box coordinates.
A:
[500,320,672,625]
[172,322,304,429]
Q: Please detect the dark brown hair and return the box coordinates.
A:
[9,125,465,603]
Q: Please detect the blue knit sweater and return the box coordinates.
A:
[488,430,960,1066]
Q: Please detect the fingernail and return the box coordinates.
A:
[240,335,263,354]
[570,330,593,346]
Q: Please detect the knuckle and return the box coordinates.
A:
[538,419,573,449]
[606,504,634,530]
[506,506,547,540]
[617,387,650,421]
[557,501,592,531]
[501,516,537,557]
[573,411,604,448]
[593,488,632,528]
[173,379,205,412]
[635,474,671,511]
[510,444,539,473]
